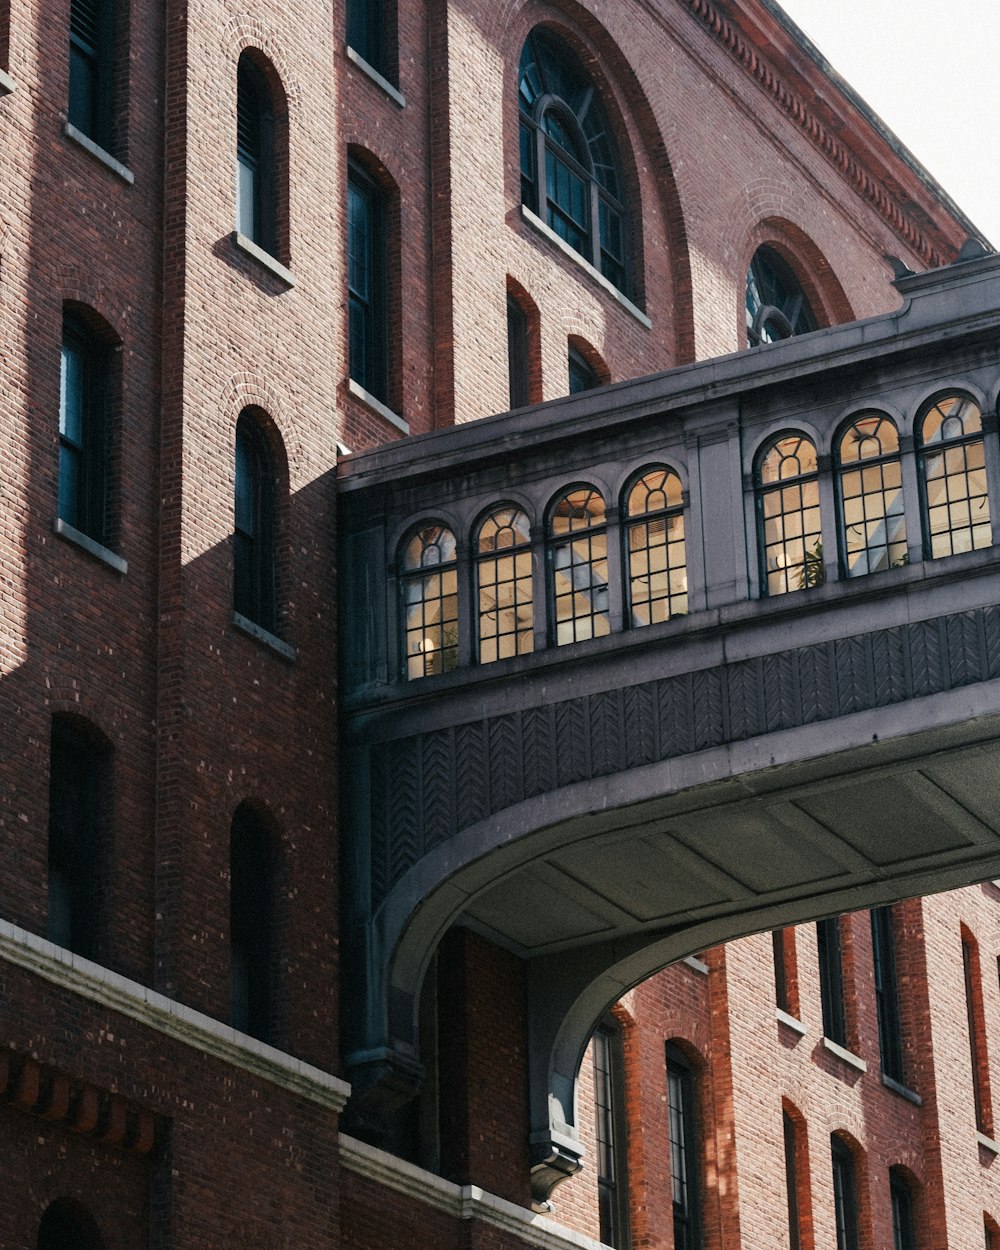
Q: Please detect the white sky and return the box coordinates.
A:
[774,0,1000,248]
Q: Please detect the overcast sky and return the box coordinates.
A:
[774,0,1000,248]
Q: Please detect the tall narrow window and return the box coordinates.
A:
[745,246,818,346]
[548,485,610,646]
[871,906,905,1084]
[963,928,992,1134]
[401,524,458,679]
[234,412,277,633]
[507,297,531,409]
[236,53,277,257]
[346,0,386,76]
[68,0,114,149]
[347,162,388,403]
[831,1137,860,1250]
[230,805,279,1044]
[38,1198,105,1250]
[783,1111,802,1250]
[837,413,907,576]
[890,1169,916,1250]
[624,466,686,627]
[568,347,599,394]
[756,433,824,596]
[47,718,108,960]
[666,1043,701,1250]
[773,928,799,1015]
[475,506,533,664]
[519,27,630,295]
[817,916,847,1046]
[918,394,991,558]
[60,312,109,546]
[593,1021,630,1248]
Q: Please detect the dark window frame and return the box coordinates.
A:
[236,53,278,258]
[507,296,531,409]
[889,1168,916,1250]
[346,0,396,81]
[38,1198,106,1250]
[666,1042,702,1250]
[593,1019,631,1249]
[831,1136,861,1250]
[230,804,280,1045]
[400,522,459,680]
[755,432,824,597]
[234,411,278,634]
[59,312,110,546]
[817,916,847,1047]
[68,0,115,150]
[783,1111,802,1250]
[916,392,992,561]
[568,345,599,394]
[347,159,389,404]
[745,246,818,347]
[871,906,905,1084]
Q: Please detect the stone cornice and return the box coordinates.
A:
[682,0,967,266]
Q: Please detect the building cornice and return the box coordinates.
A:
[339,1134,611,1250]
[0,918,351,1114]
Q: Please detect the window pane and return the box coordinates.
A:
[476,508,533,664]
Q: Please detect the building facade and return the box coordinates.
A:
[1,0,998,1245]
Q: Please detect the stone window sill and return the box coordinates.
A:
[232,612,296,660]
[978,1131,1000,1155]
[882,1074,921,1105]
[63,123,134,184]
[345,45,405,108]
[822,1036,867,1072]
[682,954,709,974]
[520,205,652,329]
[348,378,409,434]
[0,68,16,95]
[54,518,127,574]
[776,1008,807,1035]
[232,232,295,287]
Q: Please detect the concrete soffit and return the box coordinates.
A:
[339,1134,612,1250]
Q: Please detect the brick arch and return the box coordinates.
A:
[497,0,694,362]
[568,333,610,386]
[52,265,128,341]
[221,15,301,109]
[220,373,304,486]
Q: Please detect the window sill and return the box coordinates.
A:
[345,45,405,108]
[682,954,709,974]
[882,1075,921,1105]
[776,1008,807,1035]
[822,1037,867,1072]
[54,518,127,573]
[0,68,16,96]
[520,205,652,330]
[232,232,296,287]
[348,378,409,434]
[63,123,134,184]
[978,1131,1000,1155]
[232,611,296,660]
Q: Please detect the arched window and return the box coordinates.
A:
[666,1042,702,1250]
[783,1108,806,1250]
[47,716,109,960]
[401,524,458,678]
[756,434,824,596]
[234,411,277,633]
[347,159,389,403]
[38,1198,105,1250]
[548,485,609,646]
[230,804,279,1044]
[236,53,278,257]
[746,246,818,346]
[831,1136,861,1250]
[519,27,629,294]
[624,466,686,626]
[508,297,531,408]
[593,1019,629,1248]
[889,1168,916,1250]
[917,394,991,559]
[568,346,599,394]
[68,0,116,151]
[60,308,111,546]
[475,506,533,665]
[837,412,907,576]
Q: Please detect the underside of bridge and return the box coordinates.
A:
[338,251,1000,1202]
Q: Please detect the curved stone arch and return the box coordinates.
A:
[830,399,908,449]
[499,0,695,362]
[221,15,302,109]
[618,455,692,507]
[911,380,992,433]
[744,420,827,477]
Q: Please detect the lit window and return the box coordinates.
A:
[475,506,533,665]
[234,411,277,633]
[519,27,629,294]
[666,1043,702,1250]
[871,906,905,1084]
[756,434,824,595]
[745,246,817,346]
[837,413,907,576]
[230,805,279,1043]
[68,0,115,149]
[402,524,458,678]
[593,1021,629,1248]
[347,162,389,403]
[548,485,609,646]
[890,1169,916,1250]
[624,466,686,626]
[236,53,278,257]
[918,394,991,558]
[60,312,109,545]
[817,916,847,1046]
[831,1137,860,1250]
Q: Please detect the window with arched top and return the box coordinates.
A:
[38,1198,105,1250]
[401,524,458,678]
[475,506,533,665]
[236,53,278,257]
[836,412,907,576]
[755,434,824,596]
[745,246,818,347]
[234,411,278,633]
[69,0,116,152]
[889,1168,916,1250]
[917,394,991,558]
[831,1136,861,1250]
[519,27,629,294]
[548,485,610,646]
[624,466,686,627]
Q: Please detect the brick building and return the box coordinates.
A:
[1,0,998,1245]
